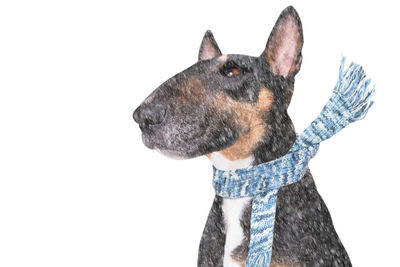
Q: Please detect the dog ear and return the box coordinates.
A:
[262,6,303,77]
[198,30,222,61]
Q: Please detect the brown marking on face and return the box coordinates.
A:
[174,77,209,111]
[180,77,206,99]
[213,86,274,161]
[257,86,275,112]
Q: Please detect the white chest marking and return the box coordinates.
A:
[209,152,253,171]
[209,152,254,267]
[222,197,252,267]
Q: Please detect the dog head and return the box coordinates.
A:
[133,6,303,162]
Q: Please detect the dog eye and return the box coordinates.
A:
[222,67,241,77]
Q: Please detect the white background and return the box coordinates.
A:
[1,0,399,266]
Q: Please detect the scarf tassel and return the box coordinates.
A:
[334,57,375,122]
[299,57,376,146]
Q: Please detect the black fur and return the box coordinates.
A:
[198,196,226,267]
[272,170,351,266]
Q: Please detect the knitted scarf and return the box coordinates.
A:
[212,58,375,267]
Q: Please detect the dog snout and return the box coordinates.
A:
[133,103,167,126]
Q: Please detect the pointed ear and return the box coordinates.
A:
[262,6,303,77]
[198,30,222,61]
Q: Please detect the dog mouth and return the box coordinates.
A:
[138,120,211,159]
[139,123,164,150]
[141,132,156,149]
[140,132,198,159]
[155,148,189,159]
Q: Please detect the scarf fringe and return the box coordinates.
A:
[335,57,375,122]
[245,251,272,267]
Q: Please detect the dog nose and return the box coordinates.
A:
[133,103,166,125]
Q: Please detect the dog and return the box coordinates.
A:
[133,6,351,267]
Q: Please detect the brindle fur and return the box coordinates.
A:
[133,6,351,267]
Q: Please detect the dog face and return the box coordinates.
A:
[133,7,303,161]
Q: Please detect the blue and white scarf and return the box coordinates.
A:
[212,58,375,267]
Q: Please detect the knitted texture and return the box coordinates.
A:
[212,58,375,267]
